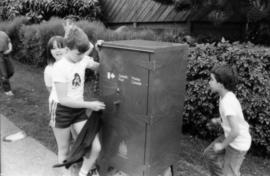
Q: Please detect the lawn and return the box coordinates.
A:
[1,60,270,176]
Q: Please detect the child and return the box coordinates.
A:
[44,36,67,107]
[45,35,94,126]
[50,24,105,176]
[0,31,14,96]
[204,64,252,176]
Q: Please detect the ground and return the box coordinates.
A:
[1,60,270,176]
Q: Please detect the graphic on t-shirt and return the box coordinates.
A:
[72,73,81,88]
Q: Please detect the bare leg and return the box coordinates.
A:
[163,166,173,176]
[52,127,71,175]
[73,120,101,176]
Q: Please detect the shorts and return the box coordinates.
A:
[50,101,88,128]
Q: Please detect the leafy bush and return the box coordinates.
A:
[19,24,42,65]
[1,17,269,156]
[11,18,158,66]
[184,41,270,156]
[0,0,102,22]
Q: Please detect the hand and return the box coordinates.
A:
[211,118,221,125]
[213,142,224,152]
[95,40,104,51]
[63,20,75,37]
[88,101,105,111]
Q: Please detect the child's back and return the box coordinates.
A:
[219,91,251,151]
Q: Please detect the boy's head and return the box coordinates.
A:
[64,26,90,62]
[209,64,238,92]
[47,35,66,64]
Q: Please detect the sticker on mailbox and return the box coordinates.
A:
[107,72,115,79]
[118,140,128,159]
[131,76,142,86]
[118,74,128,82]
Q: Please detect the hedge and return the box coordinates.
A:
[0,0,102,22]
[184,42,270,156]
[1,17,269,156]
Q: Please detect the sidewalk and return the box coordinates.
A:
[1,114,61,176]
[0,113,210,176]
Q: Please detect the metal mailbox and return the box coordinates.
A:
[98,40,188,176]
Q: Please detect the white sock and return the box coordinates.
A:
[61,168,71,176]
[79,169,88,176]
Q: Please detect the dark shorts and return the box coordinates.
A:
[50,101,88,128]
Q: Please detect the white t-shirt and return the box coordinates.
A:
[44,64,53,87]
[219,92,252,151]
[44,64,54,103]
[51,56,96,103]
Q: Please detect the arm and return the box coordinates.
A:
[84,42,94,56]
[221,115,240,147]
[44,66,52,93]
[214,115,240,151]
[3,41,12,55]
[86,59,100,71]
[55,82,105,110]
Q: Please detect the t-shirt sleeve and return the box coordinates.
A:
[44,66,52,87]
[84,55,98,69]
[222,95,237,117]
[52,63,67,83]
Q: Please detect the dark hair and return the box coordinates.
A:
[211,64,238,91]
[46,36,65,65]
[65,27,89,54]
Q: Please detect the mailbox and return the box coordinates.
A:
[98,40,188,176]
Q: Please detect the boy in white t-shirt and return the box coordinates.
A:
[51,24,105,176]
[204,64,252,176]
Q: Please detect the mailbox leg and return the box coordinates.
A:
[163,166,173,176]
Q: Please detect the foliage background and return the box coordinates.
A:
[0,16,269,157]
[0,0,102,22]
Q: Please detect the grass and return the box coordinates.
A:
[1,60,270,176]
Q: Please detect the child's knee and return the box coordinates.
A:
[58,143,70,153]
[92,139,101,154]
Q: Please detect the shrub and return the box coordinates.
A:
[19,24,42,65]
[2,18,269,156]
[10,18,158,66]
[0,0,102,22]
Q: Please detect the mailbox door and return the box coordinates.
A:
[98,47,150,176]
[147,48,188,176]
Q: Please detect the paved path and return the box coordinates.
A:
[1,114,209,176]
[1,114,61,176]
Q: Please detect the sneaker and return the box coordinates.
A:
[5,91,14,96]
[89,168,100,176]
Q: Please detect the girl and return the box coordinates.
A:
[44,36,67,110]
